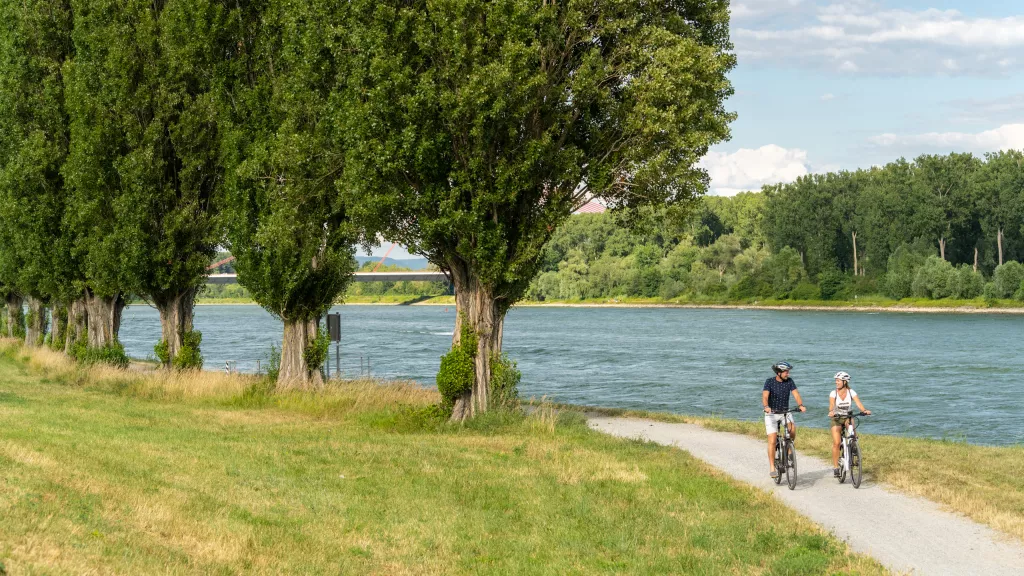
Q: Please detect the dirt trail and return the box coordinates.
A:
[589,417,1024,576]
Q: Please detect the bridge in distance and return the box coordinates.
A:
[207,272,449,284]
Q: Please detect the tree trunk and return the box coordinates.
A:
[24,297,48,347]
[84,289,125,348]
[851,231,858,277]
[65,297,88,353]
[974,247,979,273]
[448,262,504,422]
[939,237,946,261]
[5,293,23,338]
[51,302,66,350]
[278,317,323,387]
[998,228,1004,266]
[154,288,197,367]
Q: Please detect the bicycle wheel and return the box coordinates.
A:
[850,438,862,488]
[785,440,797,490]
[838,443,847,483]
[773,441,783,485]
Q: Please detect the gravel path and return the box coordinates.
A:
[589,416,1024,576]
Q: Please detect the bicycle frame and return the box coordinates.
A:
[769,408,798,488]
[836,412,869,484]
[841,417,856,478]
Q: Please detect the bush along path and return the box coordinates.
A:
[588,417,1024,576]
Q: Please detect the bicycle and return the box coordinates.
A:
[768,408,799,490]
[835,412,870,488]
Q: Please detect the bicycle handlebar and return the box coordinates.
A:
[765,408,802,415]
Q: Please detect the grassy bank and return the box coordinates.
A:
[572,404,1024,543]
[0,343,883,575]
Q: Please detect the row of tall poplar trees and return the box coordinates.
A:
[0,0,735,415]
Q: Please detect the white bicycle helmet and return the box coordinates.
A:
[834,371,851,382]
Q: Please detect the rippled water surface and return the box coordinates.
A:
[119,304,1024,445]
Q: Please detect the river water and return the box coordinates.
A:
[118,304,1024,446]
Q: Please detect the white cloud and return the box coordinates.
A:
[821,93,836,101]
[868,123,1024,153]
[701,145,810,195]
[946,94,1024,124]
[735,4,1024,75]
[732,0,805,20]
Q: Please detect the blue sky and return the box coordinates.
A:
[703,0,1024,194]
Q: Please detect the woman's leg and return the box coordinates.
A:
[831,425,842,467]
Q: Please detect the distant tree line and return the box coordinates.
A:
[530,153,1024,303]
[0,0,734,416]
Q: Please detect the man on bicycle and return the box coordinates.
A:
[763,361,806,478]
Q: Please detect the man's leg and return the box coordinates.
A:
[787,419,796,445]
[767,433,778,470]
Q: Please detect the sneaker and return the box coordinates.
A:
[833,468,840,478]
[770,469,779,478]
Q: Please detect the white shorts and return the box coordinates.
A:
[765,413,794,435]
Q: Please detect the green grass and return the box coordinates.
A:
[569,404,1024,543]
[0,345,884,575]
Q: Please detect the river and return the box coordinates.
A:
[118,304,1024,446]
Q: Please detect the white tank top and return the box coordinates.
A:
[830,388,857,416]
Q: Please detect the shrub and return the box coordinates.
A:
[263,344,281,381]
[763,247,806,299]
[173,330,204,370]
[949,265,984,299]
[659,279,687,300]
[154,339,170,365]
[885,240,933,299]
[1016,279,1024,302]
[728,272,770,300]
[912,256,954,299]
[489,352,521,411]
[992,262,1024,298]
[302,328,329,375]
[789,281,820,301]
[630,266,662,298]
[73,341,130,368]
[817,267,848,300]
[436,318,478,409]
[436,345,474,408]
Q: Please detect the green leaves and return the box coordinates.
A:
[222,0,358,322]
[345,0,735,309]
[0,0,74,303]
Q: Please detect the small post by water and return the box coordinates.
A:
[327,313,341,380]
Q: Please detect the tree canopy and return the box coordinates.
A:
[222,0,361,384]
[344,0,736,417]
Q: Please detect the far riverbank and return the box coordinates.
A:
[196,294,1024,314]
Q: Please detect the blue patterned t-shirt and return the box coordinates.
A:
[763,377,797,413]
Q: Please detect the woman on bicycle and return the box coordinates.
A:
[828,371,870,477]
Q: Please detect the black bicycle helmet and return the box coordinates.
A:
[772,361,793,374]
